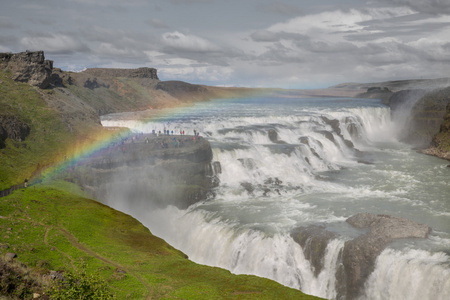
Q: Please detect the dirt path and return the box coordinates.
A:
[56,226,153,299]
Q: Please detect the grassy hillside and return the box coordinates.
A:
[0,181,320,299]
[0,68,320,299]
[0,72,75,190]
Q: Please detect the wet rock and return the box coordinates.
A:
[212,161,222,174]
[337,213,431,299]
[268,129,287,144]
[291,225,338,277]
[238,158,257,169]
[240,182,254,194]
[318,130,335,143]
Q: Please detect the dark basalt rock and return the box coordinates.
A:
[290,213,431,299]
[337,213,431,299]
[291,225,338,277]
[268,129,286,144]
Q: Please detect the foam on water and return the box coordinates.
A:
[101,96,450,299]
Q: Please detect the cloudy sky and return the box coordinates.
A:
[1,0,450,88]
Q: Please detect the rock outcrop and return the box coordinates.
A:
[388,88,450,148]
[69,134,214,209]
[423,91,450,160]
[83,67,159,80]
[0,51,57,89]
[0,115,30,148]
[337,213,431,299]
[291,213,431,299]
[268,129,287,144]
[291,225,338,277]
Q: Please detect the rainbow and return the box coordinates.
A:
[34,126,133,185]
[33,89,272,185]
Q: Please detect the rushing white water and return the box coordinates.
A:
[101,95,450,299]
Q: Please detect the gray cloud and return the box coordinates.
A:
[250,30,309,42]
[256,1,303,16]
[2,0,449,88]
[19,32,90,54]
[168,0,213,4]
[146,18,170,29]
[376,0,450,14]
[0,16,18,29]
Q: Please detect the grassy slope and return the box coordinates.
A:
[0,181,320,299]
[0,72,75,190]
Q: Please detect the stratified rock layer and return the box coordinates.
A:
[83,67,159,80]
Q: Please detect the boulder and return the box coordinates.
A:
[291,225,338,277]
[337,213,431,299]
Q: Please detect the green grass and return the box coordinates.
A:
[0,72,74,189]
[0,68,321,299]
[0,182,321,299]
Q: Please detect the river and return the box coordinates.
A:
[101,94,450,300]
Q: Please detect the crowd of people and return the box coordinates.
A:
[117,129,202,152]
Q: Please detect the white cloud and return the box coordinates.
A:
[158,65,233,82]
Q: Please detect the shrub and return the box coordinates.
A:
[49,268,115,300]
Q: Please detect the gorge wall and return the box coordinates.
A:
[357,81,450,159]
[68,134,215,209]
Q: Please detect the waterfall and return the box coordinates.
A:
[100,96,450,300]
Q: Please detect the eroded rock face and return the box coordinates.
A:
[0,115,31,148]
[5,51,53,88]
[70,135,214,209]
[337,213,431,299]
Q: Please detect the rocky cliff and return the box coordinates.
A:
[357,81,450,159]
[83,67,159,79]
[68,134,215,209]
[0,51,58,89]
